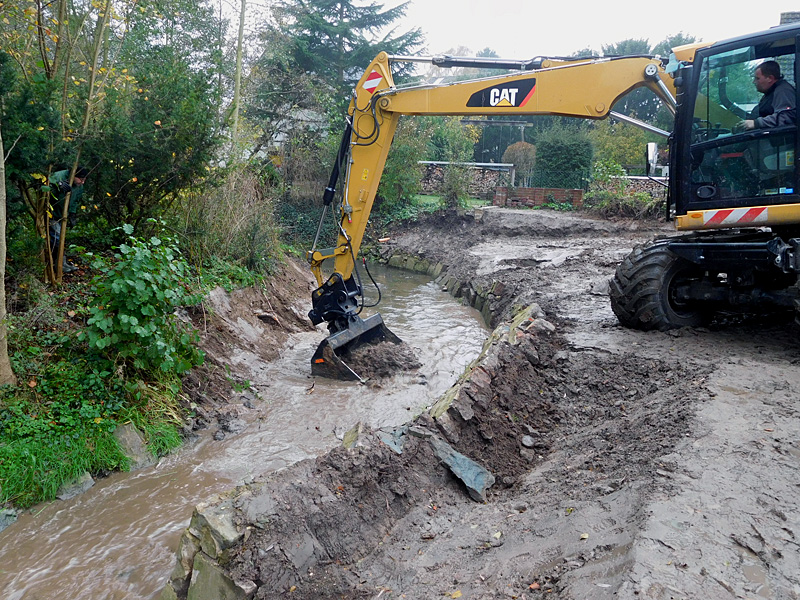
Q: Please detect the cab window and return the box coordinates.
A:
[689,39,797,204]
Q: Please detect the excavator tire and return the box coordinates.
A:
[610,241,707,331]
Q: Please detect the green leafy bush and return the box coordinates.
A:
[378,118,429,210]
[82,224,204,375]
[502,141,537,187]
[585,159,663,219]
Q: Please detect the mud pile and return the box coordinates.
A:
[343,339,422,380]
[162,301,710,600]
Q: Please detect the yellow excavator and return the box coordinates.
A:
[308,22,800,378]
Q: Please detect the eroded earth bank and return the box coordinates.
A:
[164,208,800,600]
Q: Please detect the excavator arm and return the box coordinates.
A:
[307,51,677,378]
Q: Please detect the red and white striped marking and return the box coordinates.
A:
[703,206,768,226]
[363,70,383,94]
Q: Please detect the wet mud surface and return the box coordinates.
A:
[209,209,800,600]
[4,209,800,600]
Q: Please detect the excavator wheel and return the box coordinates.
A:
[610,241,708,331]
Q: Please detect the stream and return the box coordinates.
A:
[0,266,488,600]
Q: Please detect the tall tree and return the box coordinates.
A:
[271,0,423,98]
[601,38,651,57]
[589,118,649,171]
[231,0,246,151]
[2,0,224,272]
[245,0,423,171]
[652,32,699,57]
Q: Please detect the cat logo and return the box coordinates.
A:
[467,78,536,108]
[491,88,518,106]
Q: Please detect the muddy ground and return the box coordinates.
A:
[176,208,800,600]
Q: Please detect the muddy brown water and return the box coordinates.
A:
[0,266,488,600]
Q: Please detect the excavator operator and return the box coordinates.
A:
[741,60,796,130]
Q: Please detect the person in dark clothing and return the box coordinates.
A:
[741,60,796,130]
[49,166,89,273]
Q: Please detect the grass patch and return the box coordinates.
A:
[198,255,266,292]
[412,194,489,209]
[0,350,133,507]
[0,227,220,509]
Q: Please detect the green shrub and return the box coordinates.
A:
[378,118,428,210]
[533,125,593,189]
[82,223,204,375]
[584,159,663,219]
[540,201,575,212]
[502,141,537,187]
[199,256,265,292]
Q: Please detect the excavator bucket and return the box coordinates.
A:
[311,314,402,381]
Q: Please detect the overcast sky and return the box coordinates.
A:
[385,1,799,58]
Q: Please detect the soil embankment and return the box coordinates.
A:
[163,208,800,600]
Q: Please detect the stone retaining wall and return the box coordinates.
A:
[375,243,506,329]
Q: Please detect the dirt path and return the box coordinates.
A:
[166,208,800,600]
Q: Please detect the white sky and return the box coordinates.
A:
[386,1,799,58]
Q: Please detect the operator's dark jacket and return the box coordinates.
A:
[749,77,796,128]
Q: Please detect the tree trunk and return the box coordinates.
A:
[231,0,246,152]
[51,0,111,284]
[0,119,18,385]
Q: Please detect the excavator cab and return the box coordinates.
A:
[672,29,799,218]
[611,24,800,332]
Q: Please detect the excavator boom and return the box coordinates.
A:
[307,52,676,378]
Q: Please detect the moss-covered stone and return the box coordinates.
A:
[388,255,405,268]
[189,497,243,562]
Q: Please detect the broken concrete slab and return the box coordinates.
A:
[428,436,495,502]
